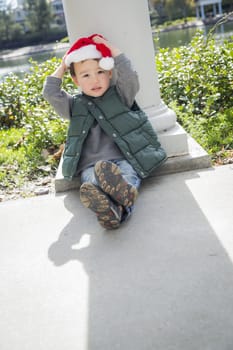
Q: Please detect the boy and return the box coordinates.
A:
[43,34,166,230]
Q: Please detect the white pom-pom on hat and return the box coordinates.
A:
[65,34,114,71]
[99,57,114,70]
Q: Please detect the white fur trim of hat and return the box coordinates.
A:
[65,34,114,70]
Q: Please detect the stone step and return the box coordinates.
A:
[54,135,211,193]
[152,134,211,177]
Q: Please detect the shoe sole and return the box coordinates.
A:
[94,160,138,207]
[80,182,111,213]
[80,182,122,229]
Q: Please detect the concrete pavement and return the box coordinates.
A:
[1,164,233,350]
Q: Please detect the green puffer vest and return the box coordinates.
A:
[62,86,167,180]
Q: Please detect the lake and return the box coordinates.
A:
[0,21,233,79]
[0,48,66,80]
[154,20,233,49]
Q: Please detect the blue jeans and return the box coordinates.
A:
[80,159,141,222]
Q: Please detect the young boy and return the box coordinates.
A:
[43,34,166,230]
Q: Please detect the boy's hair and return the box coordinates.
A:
[69,59,102,77]
[70,62,75,77]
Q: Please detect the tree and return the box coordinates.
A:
[24,0,51,34]
[149,0,195,22]
[0,8,14,41]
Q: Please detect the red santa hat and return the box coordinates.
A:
[65,34,114,70]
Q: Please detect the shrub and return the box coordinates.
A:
[0,57,72,191]
[156,30,233,155]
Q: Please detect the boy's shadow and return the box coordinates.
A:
[48,190,99,266]
[48,190,121,267]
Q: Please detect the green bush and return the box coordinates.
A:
[156,30,233,155]
[0,57,71,190]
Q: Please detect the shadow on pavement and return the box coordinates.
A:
[48,169,233,350]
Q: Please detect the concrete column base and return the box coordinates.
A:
[142,101,188,157]
[158,123,189,157]
[143,100,177,132]
[54,125,211,193]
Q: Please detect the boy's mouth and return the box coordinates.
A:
[92,87,102,91]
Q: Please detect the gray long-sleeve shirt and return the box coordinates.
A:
[43,53,140,174]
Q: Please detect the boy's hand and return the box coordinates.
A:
[92,35,122,58]
[51,55,68,79]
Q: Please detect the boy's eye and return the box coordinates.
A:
[83,74,89,78]
[98,70,105,74]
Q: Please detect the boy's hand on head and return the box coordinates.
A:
[92,34,122,58]
[51,55,68,79]
[91,34,108,45]
[61,55,68,70]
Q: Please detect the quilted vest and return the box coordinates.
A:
[62,86,167,180]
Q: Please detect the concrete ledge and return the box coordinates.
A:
[54,134,211,193]
[54,158,81,193]
[151,134,212,177]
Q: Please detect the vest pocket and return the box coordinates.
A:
[68,116,86,136]
[123,129,149,154]
[135,146,167,172]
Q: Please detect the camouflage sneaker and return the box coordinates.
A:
[94,160,138,207]
[80,182,122,230]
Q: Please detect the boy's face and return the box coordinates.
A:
[72,59,112,97]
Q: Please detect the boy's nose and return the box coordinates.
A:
[93,75,99,82]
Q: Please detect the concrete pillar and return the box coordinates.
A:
[61,0,188,156]
[213,4,217,17]
[218,1,223,15]
[200,4,205,19]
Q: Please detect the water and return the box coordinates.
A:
[154,21,233,50]
[0,21,233,79]
[0,49,66,80]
